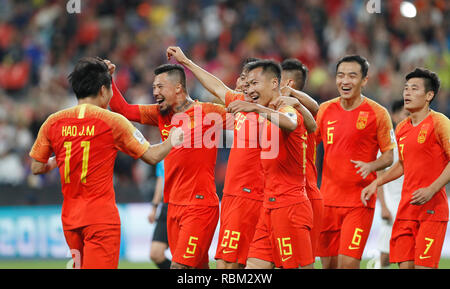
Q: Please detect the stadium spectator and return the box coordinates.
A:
[0,0,447,204]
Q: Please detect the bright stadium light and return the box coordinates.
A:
[400,1,417,18]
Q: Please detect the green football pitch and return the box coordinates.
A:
[0,259,449,269]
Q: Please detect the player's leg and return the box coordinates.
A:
[166,203,184,268]
[379,252,390,268]
[171,205,219,269]
[320,256,338,269]
[215,196,262,269]
[398,261,415,269]
[317,206,342,269]
[414,220,447,269]
[337,254,360,269]
[377,218,392,268]
[151,203,171,269]
[309,198,324,260]
[246,208,275,269]
[81,224,121,269]
[63,228,84,269]
[338,206,375,269]
[271,202,314,269]
[150,241,170,269]
[389,219,416,269]
[246,257,274,269]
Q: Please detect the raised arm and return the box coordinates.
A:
[167,46,232,104]
[140,127,184,165]
[269,96,317,133]
[227,100,297,132]
[103,60,142,122]
[281,86,319,117]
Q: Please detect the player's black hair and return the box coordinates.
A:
[391,99,404,114]
[246,59,282,84]
[281,58,309,90]
[68,57,112,99]
[241,57,260,74]
[154,64,187,91]
[336,55,370,78]
[405,68,440,103]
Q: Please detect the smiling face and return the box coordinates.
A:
[336,61,368,100]
[246,67,278,107]
[235,70,249,93]
[403,77,434,113]
[152,73,179,114]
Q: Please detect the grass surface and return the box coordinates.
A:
[0,259,449,269]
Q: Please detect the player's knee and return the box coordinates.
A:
[338,255,360,269]
[150,251,165,264]
[170,261,192,269]
[217,259,243,269]
[245,258,273,269]
[150,247,166,264]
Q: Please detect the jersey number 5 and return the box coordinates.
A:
[63,141,90,184]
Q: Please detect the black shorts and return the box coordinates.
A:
[152,202,168,244]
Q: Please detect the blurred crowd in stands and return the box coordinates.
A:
[0,0,448,201]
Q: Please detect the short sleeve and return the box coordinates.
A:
[29,117,53,163]
[433,112,450,160]
[139,104,160,126]
[112,114,150,159]
[202,102,228,129]
[279,105,303,126]
[225,90,245,107]
[374,105,395,153]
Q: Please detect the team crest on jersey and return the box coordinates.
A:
[417,123,430,144]
[356,111,369,130]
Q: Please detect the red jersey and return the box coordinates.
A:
[305,130,322,200]
[109,81,227,206]
[223,91,264,201]
[260,106,309,209]
[395,111,449,222]
[139,102,227,206]
[29,104,150,230]
[316,97,395,208]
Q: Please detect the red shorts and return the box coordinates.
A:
[63,223,121,269]
[310,198,324,258]
[215,195,263,265]
[167,204,219,268]
[317,206,374,260]
[390,219,448,268]
[247,201,314,268]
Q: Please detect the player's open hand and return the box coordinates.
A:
[410,187,434,206]
[361,179,378,206]
[227,100,258,114]
[167,46,189,64]
[351,160,374,179]
[103,59,116,75]
[169,126,184,147]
